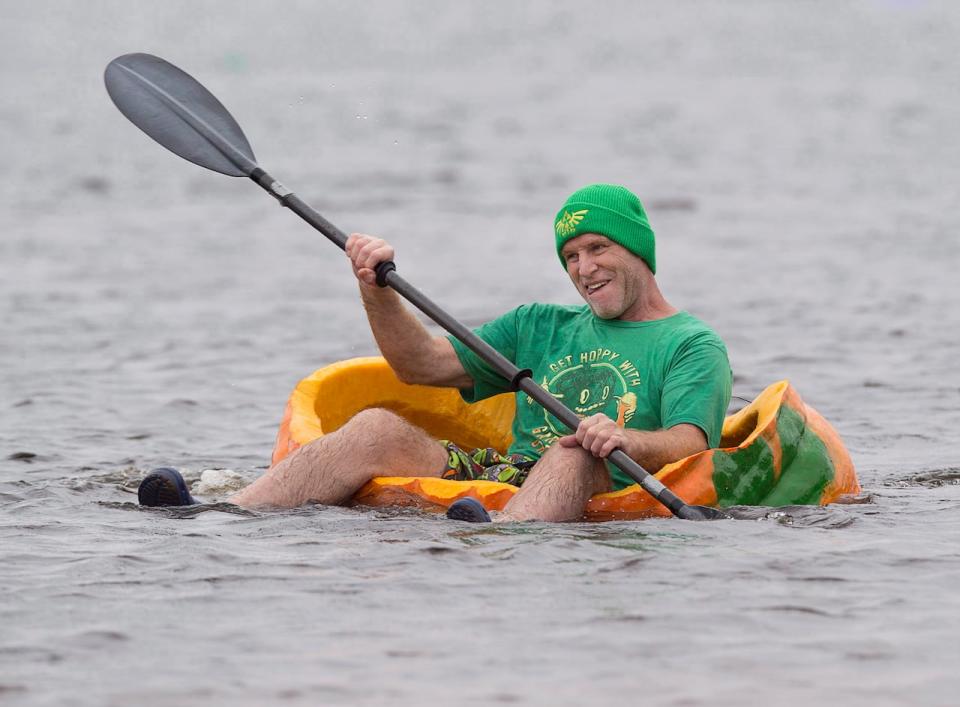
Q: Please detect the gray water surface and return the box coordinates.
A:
[2,2,959,705]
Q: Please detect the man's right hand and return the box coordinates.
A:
[342,233,473,391]
[345,233,394,287]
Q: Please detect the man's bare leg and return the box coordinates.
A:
[230,408,448,508]
[498,443,611,522]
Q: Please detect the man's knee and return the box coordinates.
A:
[300,407,411,454]
[534,443,612,494]
[339,407,439,457]
[537,441,594,469]
[346,407,407,431]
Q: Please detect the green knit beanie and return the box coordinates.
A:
[554,184,656,274]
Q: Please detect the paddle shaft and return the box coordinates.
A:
[248,168,696,519]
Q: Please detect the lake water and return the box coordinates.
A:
[2,1,959,705]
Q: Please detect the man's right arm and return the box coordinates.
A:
[346,233,473,390]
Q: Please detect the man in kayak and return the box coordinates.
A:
[139,184,732,522]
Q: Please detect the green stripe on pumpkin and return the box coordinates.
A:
[759,404,834,506]
[711,435,777,507]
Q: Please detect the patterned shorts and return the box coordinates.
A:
[439,440,537,487]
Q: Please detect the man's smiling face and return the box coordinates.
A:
[560,233,649,320]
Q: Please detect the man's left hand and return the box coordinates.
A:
[558,414,630,459]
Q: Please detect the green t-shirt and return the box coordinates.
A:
[448,304,732,490]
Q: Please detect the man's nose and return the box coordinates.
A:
[578,254,598,277]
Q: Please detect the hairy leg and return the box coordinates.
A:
[230,408,448,509]
[499,443,611,522]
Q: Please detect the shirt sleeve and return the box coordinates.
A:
[660,334,732,448]
[447,306,522,403]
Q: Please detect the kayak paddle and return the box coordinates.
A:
[104,52,729,521]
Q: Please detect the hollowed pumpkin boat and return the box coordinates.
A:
[271,357,860,520]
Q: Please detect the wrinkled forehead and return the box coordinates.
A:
[560,232,613,256]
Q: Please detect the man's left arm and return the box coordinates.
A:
[558,419,707,471]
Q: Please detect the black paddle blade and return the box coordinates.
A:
[105,53,257,177]
[676,504,732,521]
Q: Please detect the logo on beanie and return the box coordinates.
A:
[555,209,589,238]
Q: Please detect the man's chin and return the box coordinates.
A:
[586,302,621,320]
